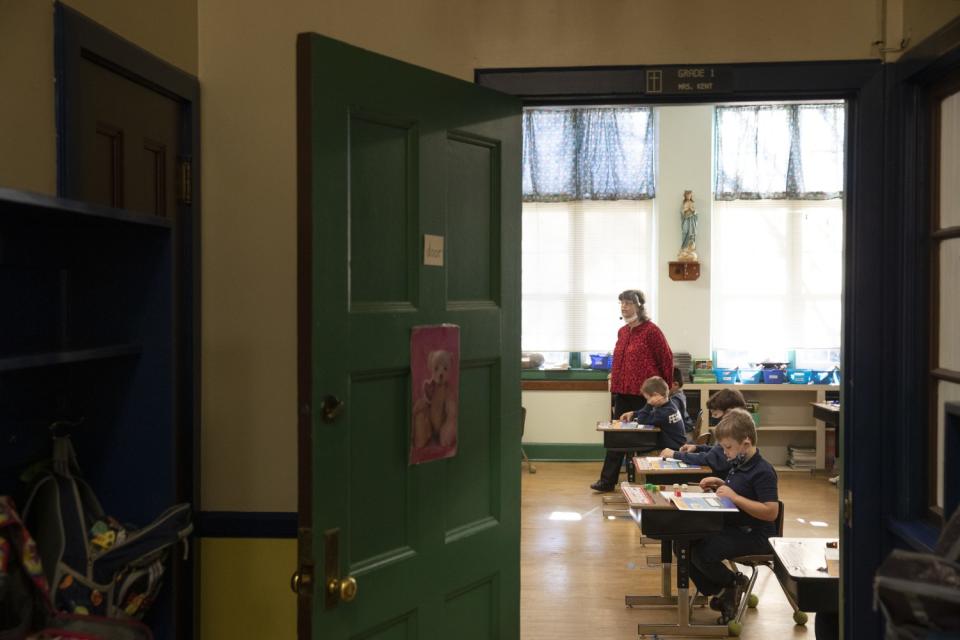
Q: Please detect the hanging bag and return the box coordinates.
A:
[22,437,192,621]
[874,507,960,639]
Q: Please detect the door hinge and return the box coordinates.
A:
[179,158,193,205]
[844,490,853,528]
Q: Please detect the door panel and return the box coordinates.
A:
[297,33,521,639]
[78,57,179,218]
[349,112,417,307]
[445,133,498,303]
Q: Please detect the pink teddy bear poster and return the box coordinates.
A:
[409,324,459,464]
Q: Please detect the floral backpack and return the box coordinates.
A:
[0,495,152,640]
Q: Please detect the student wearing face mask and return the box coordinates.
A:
[658,388,747,475]
[689,409,780,625]
[590,289,674,492]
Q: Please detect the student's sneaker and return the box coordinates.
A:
[590,481,616,492]
[828,475,839,484]
[715,573,749,624]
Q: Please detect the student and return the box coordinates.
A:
[670,366,694,434]
[591,376,686,492]
[659,388,747,474]
[689,408,780,623]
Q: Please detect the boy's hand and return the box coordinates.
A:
[680,444,698,453]
[699,477,724,492]
[660,448,675,458]
[619,410,635,421]
[715,485,739,501]
[647,393,667,407]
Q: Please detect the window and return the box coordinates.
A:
[931,89,960,515]
[521,107,656,354]
[711,104,845,354]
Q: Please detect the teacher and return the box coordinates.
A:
[590,289,674,492]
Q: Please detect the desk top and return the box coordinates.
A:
[596,421,660,432]
[810,401,840,413]
[633,456,710,474]
[771,537,840,581]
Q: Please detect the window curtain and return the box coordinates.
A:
[714,104,845,201]
[522,107,655,202]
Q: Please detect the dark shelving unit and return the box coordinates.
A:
[0,187,188,639]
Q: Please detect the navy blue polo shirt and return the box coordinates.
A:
[723,449,779,537]
[674,444,731,475]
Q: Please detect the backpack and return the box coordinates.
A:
[874,507,960,639]
[21,437,192,621]
[0,496,152,640]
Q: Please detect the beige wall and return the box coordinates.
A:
[903,0,960,57]
[0,0,196,195]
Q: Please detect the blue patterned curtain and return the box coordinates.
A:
[714,103,845,200]
[522,107,655,202]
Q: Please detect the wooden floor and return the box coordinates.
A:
[520,462,839,639]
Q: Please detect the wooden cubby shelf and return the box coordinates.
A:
[0,344,142,373]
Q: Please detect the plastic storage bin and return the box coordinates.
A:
[739,369,762,384]
[761,369,787,384]
[788,369,812,384]
[714,368,738,384]
[588,354,612,370]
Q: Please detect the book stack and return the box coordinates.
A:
[787,445,816,469]
[673,351,693,382]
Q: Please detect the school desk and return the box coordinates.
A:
[771,538,839,639]
[623,482,734,637]
[633,455,713,486]
[596,421,660,482]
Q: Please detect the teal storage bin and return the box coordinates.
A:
[739,369,762,384]
[788,369,812,384]
[714,368,738,384]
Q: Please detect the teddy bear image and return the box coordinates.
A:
[412,349,458,449]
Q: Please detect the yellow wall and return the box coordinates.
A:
[199,538,297,639]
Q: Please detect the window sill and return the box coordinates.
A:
[521,370,609,391]
[887,519,939,553]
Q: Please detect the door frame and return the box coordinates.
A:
[54,4,201,637]
[477,59,887,638]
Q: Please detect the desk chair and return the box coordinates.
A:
[724,500,805,635]
[691,411,713,446]
[520,407,536,474]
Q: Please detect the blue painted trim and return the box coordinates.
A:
[197,511,298,539]
[887,519,939,553]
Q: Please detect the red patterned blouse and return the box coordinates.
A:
[609,320,674,395]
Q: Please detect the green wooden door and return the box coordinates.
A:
[296,34,522,639]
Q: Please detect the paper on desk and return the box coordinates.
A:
[662,492,738,512]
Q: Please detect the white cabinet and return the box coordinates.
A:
[686,383,839,469]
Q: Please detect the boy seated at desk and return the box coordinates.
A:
[689,408,779,624]
[591,376,687,492]
[658,388,747,474]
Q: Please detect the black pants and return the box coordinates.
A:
[689,527,772,596]
[596,393,648,487]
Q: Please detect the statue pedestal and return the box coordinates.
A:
[668,261,700,281]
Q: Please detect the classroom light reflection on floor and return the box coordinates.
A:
[549,511,582,521]
[810,520,829,527]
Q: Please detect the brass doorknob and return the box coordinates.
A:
[290,570,313,594]
[327,576,358,602]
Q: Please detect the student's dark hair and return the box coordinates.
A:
[672,366,684,388]
[618,289,650,322]
[641,376,669,397]
[705,388,747,412]
[714,408,758,445]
